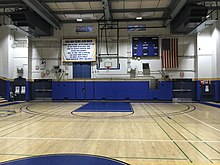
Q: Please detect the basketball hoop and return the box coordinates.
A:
[104,62,112,70]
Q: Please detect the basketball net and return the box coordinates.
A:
[105,66,111,70]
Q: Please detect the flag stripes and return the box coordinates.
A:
[162,38,178,69]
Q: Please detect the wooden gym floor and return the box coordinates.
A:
[0,102,220,165]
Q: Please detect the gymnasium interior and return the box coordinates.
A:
[1,0,220,164]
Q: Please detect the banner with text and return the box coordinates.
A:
[62,38,96,62]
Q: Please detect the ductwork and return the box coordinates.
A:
[170,4,208,34]
[10,9,53,36]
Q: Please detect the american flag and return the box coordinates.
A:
[162,38,178,68]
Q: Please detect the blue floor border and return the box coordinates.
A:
[200,102,220,108]
[0,154,129,165]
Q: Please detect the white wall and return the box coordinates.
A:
[9,32,28,79]
[0,23,198,79]
[0,25,28,79]
[30,39,73,79]
[0,26,9,78]
[2,14,220,80]
[197,20,220,79]
[214,22,220,78]
[21,21,220,80]
[197,27,212,78]
[0,22,197,80]
[92,36,196,79]
[49,22,196,79]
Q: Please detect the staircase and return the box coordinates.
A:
[0,96,7,104]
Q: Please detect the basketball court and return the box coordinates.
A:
[1,0,220,164]
[0,101,219,164]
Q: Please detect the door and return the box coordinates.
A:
[73,62,91,78]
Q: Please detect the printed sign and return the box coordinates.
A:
[62,38,96,62]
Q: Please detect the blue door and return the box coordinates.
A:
[73,62,91,78]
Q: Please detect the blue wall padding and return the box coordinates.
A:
[0,78,6,98]
[85,82,94,99]
[52,82,76,100]
[196,81,200,101]
[52,81,172,101]
[6,80,10,101]
[93,81,172,100]
[26,81,29,101]
[75,82,94,100]
[157,81,172,100]
[0,154,128,165]
[215,81,219,102]
[75,81,85,99]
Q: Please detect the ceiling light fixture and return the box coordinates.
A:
[136,16,142,20]
[76,18,83,22]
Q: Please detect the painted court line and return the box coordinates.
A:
[1,136,220,143]
[184,114,220,132]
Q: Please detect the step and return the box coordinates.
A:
[0,97,7,103]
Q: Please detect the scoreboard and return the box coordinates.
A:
[132,37,159,57]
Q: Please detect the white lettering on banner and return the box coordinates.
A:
[62,38,96,62]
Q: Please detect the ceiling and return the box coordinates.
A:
[0,0,219,35]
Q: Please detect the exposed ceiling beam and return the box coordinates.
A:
[40,1,61,27]
[2,8,169,16]
[38,0,123,2]
[106,17,168,22]
[208,6,220,10]
[39,0,173,2]
[98,26,166,29]
[163,0,187,26]
[21,0,61,29]
[60,17,168,23]
[53,10,103,15]
[5,0,220,4]
[0,3,26,8]
[118,7,168,13]
[52,7,168,15]
[0,0,21,4]
[39,0,101,2]
[187,0,220,2]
